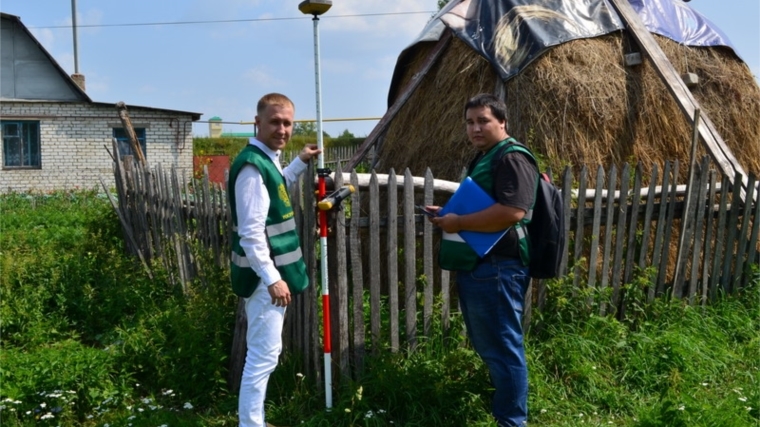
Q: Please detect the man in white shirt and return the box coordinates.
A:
[227,93,320,427]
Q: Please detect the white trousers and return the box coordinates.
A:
[239,282,286,427]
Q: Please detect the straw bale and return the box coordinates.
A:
[378,31,760,182]
[379,37,497,180]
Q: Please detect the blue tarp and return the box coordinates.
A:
[389,0,740,104]
[628,0,735,48]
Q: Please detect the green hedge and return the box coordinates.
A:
[193,136,364,157]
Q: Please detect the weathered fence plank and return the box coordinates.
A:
[640,163,658,290]
[369,171,381,352]
[349,171,365,376]
[623,163,643,286]
[387,170,400,352]
[573,166,588,291]
[701,169,718,304]
[733,173,757,292]
[651,162,672,297]
[588,165,605,293]
[403,168,417,351]
[744,184,760,288]
[333,166,350,378]
[673,167,699,298]
[687,158,711,304]
[598,166,615,314]
[710,174,731,299]
[302,163,320,381]
[660,161,681,295]
[423,169,435,339]
[610,164,630,310]
[721,174,743,293]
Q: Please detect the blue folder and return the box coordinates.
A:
[439,177,509,257]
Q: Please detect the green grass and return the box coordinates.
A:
[1,190,758,426]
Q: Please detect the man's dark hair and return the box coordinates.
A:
[464,93,508,124]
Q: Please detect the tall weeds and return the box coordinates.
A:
[1,191,757,426]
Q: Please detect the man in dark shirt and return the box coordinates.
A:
[430,93,537,427]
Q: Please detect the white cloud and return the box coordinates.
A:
[361,54,400,82]
[55,8,103,36]
[321,57,359,75]
[27,27,58,51]
[139,85,158,94]
[243,66,286,88]
[79,9,104,35]
[81,73,110,98]
[321,0,433,39]
[56,52,75,74]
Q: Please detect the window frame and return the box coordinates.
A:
[112,127,147,159]
[1,120,42,169]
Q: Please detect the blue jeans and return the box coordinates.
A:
[457,256,530,427]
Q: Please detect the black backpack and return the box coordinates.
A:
[491,141,566,279]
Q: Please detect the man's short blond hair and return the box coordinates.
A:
[257,93,294,115]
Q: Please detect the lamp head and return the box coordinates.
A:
[298,0,332,16]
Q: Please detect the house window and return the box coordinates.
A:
[113,128,147,159]
[2,121,41,169]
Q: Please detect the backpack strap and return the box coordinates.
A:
[491,139,540,221]
[467,137,519,176]
[491,139,541,266]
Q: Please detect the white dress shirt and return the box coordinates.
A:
[234,138,308,287]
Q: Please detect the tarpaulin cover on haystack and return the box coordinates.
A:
[360,0,760,182]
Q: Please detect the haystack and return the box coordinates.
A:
[370,1,760,182]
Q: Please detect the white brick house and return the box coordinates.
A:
[0,12,201,193]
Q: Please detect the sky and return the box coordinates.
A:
[1,0,758,139]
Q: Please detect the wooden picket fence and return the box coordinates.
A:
[106,148,760,388]
[101,144,231,291]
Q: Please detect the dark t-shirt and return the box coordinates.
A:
[488,151,537,258]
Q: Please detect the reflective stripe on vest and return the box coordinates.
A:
[231,217,296,235]
[441,232,466,243]
[515,225,527,240]
[230,246,303,269]
[273,246,302,267]
[267,218,296,237]
[523,207,533,222]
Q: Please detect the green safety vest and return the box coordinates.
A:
[227,145,309,297]
[438,138,530,271]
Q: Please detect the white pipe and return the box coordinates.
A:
[71,0,79,73]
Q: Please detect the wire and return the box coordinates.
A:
[27,11,436,30]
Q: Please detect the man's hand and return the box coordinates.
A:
[426,206,462,233]
[268,280,291,307]
[298,144,322,162]
[430,204,525,234]
[431,213,462,233]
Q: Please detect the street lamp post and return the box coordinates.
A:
[298,0,333,410]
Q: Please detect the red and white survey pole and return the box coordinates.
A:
[299,0,334,410]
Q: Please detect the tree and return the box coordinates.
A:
[336,129,355,140]
[292,122,331,139]
[430,0,448,20]
[293,122,317,137]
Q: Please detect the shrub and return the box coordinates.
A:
[0,339,131,425]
